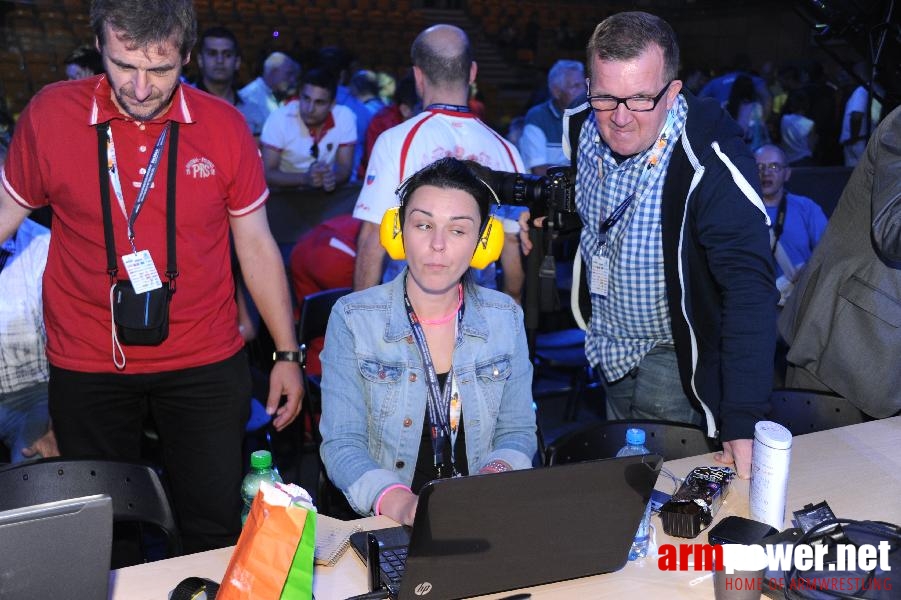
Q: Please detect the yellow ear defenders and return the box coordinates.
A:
[379,206,504,270]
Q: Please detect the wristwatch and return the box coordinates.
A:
[273,350,303,364]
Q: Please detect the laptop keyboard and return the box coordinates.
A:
[379,546,408,585]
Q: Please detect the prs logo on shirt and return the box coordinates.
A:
[184,157,216,179]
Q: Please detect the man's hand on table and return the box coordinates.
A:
[715,438,753,479]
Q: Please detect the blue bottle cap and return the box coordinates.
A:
[626,428,646,446]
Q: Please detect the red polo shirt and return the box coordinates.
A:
[2,75,269,373]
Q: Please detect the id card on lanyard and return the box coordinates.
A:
[403,284,464,478]
[590,109,676,298]
[105,123,172,293]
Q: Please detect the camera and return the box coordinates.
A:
[485,166,582,233]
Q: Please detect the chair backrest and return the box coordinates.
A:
[298,287,353,358]
[546,419,719,466]
[0,458,182,558]
[297,287,353,449]
[767,388,867,435]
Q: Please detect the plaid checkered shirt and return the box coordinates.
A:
[575,95,689,381]
[0,220,49,395]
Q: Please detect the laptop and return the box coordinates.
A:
[0,494,113,600]
[350,454,662,600]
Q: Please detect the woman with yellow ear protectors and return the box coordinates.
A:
[318,157,537,526]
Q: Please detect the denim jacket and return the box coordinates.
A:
[319,271,537,515]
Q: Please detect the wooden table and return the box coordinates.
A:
[109,416,901,599]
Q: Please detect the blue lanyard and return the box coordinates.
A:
[106,122,172,253]
[598,109,677,248]
[425,103,471,113]
[403,282,464,476]
[598,193,635,247]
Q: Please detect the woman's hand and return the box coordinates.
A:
[377,487,419,526]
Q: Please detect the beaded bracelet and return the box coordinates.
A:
[480,460,512,474]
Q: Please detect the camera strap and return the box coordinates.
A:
[96,121,180,288]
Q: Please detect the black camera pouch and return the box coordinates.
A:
[112,280,172,346]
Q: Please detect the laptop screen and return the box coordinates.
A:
[353,454,663,600]
[0,494,113,600]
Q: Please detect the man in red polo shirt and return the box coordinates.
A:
[0,0,302,554]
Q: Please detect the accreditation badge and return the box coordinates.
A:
[122,250,163,293]
[590,251,610,297]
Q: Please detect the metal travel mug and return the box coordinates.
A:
[749,421,792,530]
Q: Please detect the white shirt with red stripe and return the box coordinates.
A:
[353,107,525,225]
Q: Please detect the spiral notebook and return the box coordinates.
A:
[315,513,363,566]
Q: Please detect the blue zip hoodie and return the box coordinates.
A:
[566,92,778,441]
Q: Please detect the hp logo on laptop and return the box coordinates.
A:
[414,582,433,596]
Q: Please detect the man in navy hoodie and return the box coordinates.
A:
[560,12,777,478]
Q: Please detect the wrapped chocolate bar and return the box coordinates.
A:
[659,466,734,538]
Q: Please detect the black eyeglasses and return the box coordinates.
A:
[756,162,786,173]
[587,81,672,112]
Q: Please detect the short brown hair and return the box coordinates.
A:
[91,0,196,59]
[587,12,679,84]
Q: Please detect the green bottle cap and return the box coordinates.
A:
[250,450,273,469]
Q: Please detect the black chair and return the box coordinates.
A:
[0,458,182,561]
[767,388,868,435]
[296,287,358,519]
[545,419,720,466]
[297,287,353,446]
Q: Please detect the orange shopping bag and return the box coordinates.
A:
[218,482,316,600]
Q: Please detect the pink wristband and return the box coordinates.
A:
[374,484,411,516]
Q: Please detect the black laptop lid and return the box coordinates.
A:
[399,453,662,600]
[0,494,113,600]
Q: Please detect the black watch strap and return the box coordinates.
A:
[273,350,302,363]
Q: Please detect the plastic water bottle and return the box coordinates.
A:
[240,450,283,525]
[616,428,652,560]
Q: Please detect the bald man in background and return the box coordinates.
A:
[352,24,527,302]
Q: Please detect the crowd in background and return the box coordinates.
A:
[1,3,898,567]
[0,0,892,469]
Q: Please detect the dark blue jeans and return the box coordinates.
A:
[48,351,251,554]
[0,381,49,463]
[600,345,704,426]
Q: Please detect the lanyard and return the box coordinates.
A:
[598,108,677,248]
[403,282,464,476]
[770,193,788,251]
[425,103,471,113]
[106,123,172,253]
[598,193,635,247]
